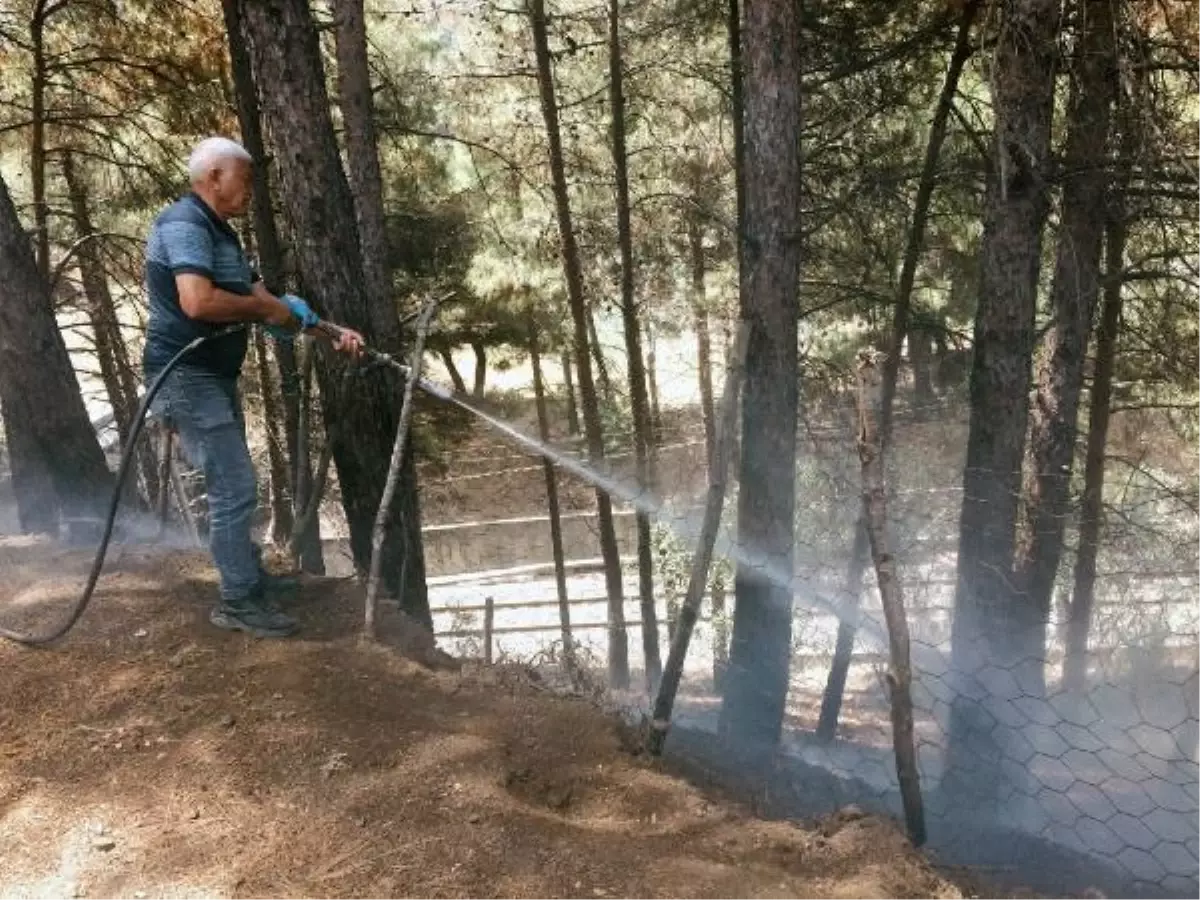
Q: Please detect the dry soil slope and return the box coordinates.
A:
[0,540,963,899]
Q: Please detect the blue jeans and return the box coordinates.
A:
[151,366,261,602]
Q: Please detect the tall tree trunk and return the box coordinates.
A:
[691,216,727,691]
[718,0,801,748]
[909,325,935,414]
[530,325,573,652]
[690,218,717,476]
[529,0,629,688]
[818,7,975,726]
[727,0,746,266]
[561,351,580,436]
[61,152,156,507]
[0,173,114,533]
[587,306,613,404]
[948,0,1062,800]
[329,0,427,595]
[1065,107,1133,693]
[645,320,663,445]
[331,0,394,331]
[251,329,294,545]
[240,0,428,624]
[238,219,294,547]
[1064,213,1124,692]
[609,0,662,693]
[438,347,467,394]
[879,0,980,439]
[471,339,487,398]
[29,0,56,284]
[1015,0,1118,617]
[221,0,322,571]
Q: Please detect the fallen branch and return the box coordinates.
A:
[646,323,749,756]
[364,296,440,640]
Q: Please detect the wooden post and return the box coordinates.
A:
[484,595,495,664]
[646,324,749,756]
[364,296,439,640]
[855,349,926,847]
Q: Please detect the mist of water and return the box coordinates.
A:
[425,378,915,664]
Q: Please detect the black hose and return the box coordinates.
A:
[0,327,242,647]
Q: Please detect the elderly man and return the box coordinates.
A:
[145,136,363,638]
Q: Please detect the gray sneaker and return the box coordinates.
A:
[210,594,299,638]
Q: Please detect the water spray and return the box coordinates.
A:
[1,316,911,666]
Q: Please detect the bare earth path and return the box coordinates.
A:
[0,538,968,899]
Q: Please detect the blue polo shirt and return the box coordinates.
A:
[142,192,258,379]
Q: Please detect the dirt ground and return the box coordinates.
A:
[0,538,970,899]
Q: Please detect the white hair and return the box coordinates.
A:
[187,137,252,183]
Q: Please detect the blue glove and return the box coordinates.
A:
[283,293,320,329]
[265,294,319,341]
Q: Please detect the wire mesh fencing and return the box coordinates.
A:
[404,339,1197,898]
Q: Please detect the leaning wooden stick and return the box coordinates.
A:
[364,296,440,640]
[155,426,173,539]
[855,348,926,847]
[646,323,749,756]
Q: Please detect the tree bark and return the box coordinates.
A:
[855,351,926,847]
[331,0,394,331]
[711,567,729,691]
[816,523,870,741]
[645,320,663,445]
[221,0,323,571]
[365,299,436,639]
[948,0,1062,800]
[239,0,428,624]
[61,152,156,508]
[691,221,728,689]
[649,325,747,755]
[909,325,935,413]
[609,0,661,693]
[727,0,746,266]
[30,0,56,284]
[822,4,979,738]
[439,347,467,394]
[1014,0,1118,617]
[529,0,629,688]
[690,218,717,476]
[530,325,573,653]
[879,0,980,439]
[718,0,801,748]
[1065,134,1130,693]
[561,351,580,436]
[471,339,487,398]
[289,337,330,572]
[587,306,613,404]
[251,329,294,545]
[0,173,114,533]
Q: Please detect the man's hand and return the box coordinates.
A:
[326,324,365,359]
[281,294,320,329]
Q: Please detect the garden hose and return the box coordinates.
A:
[0,326,244,647]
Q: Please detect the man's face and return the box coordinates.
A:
[209,158,253,218]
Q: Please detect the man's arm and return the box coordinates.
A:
[250,282,366,358]
[177,274,294,325]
